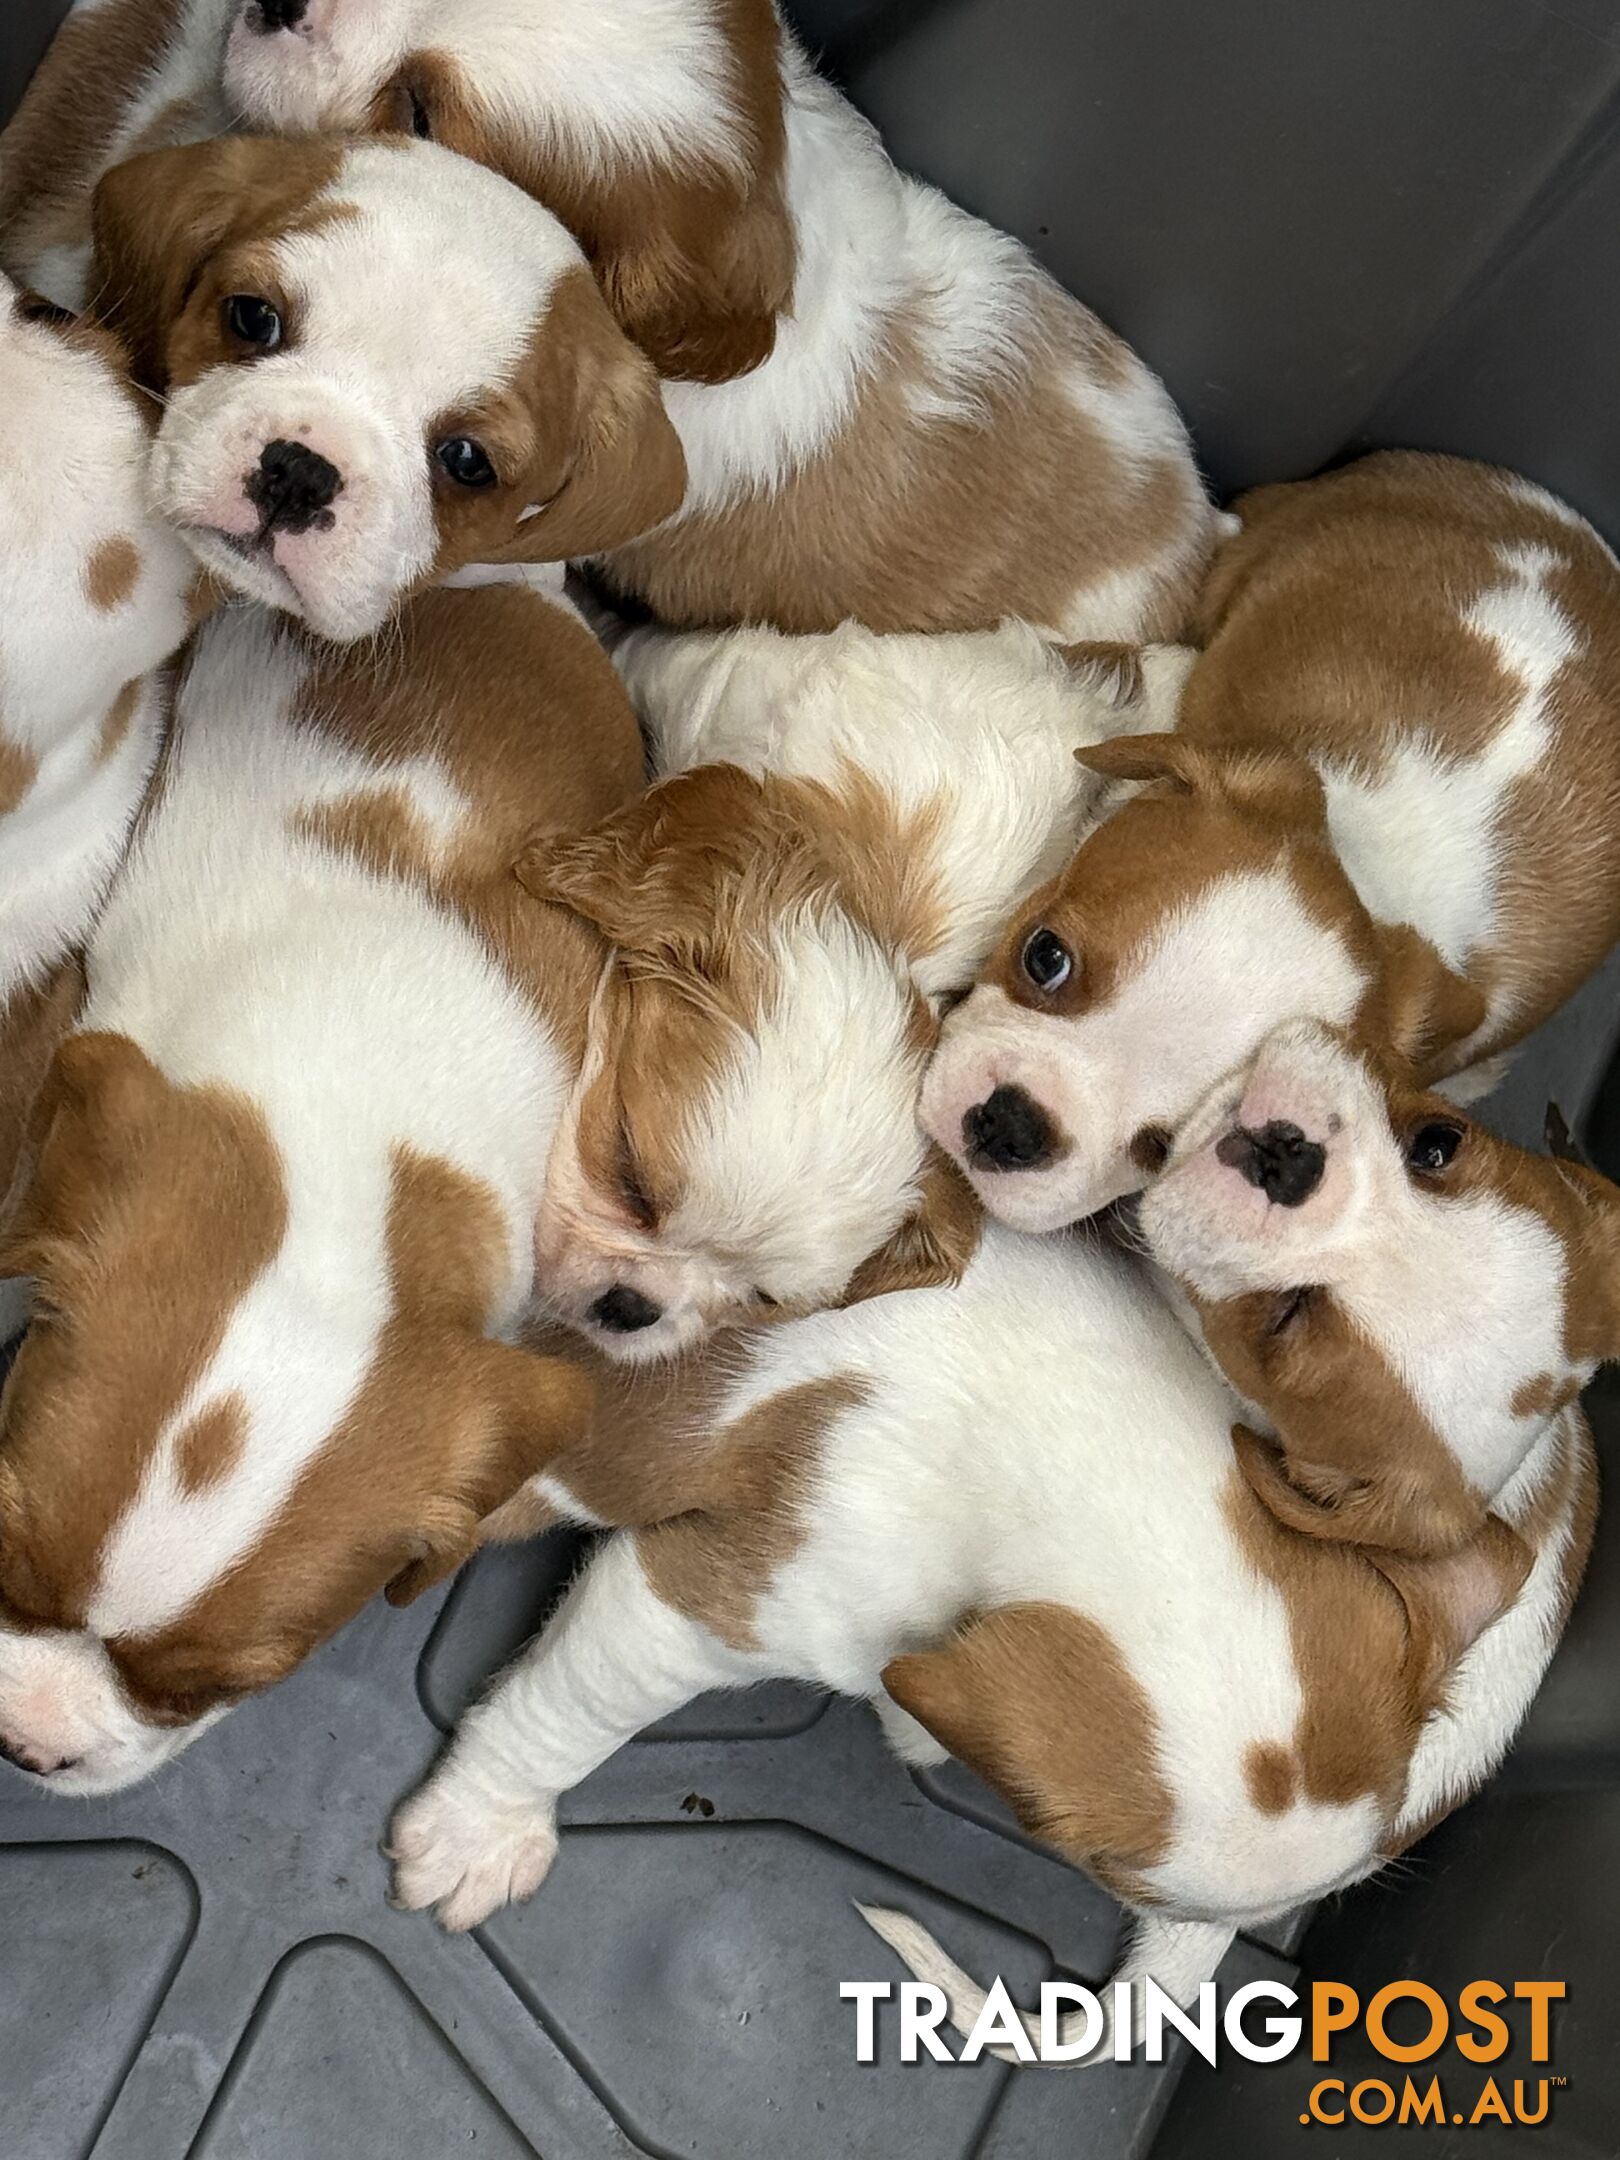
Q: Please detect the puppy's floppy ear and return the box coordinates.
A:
[1367,1514,1532,1706]
[1232,1422,1486,1558]
[91,137,337,388]
[1073,734,1324,824]
[385,1340,595,1606]
[494,275,688,565]
[839,1151,981,1308]
[0,956,87,1256]
[594,176,794,386]
[515,764,800,958]
[1370,923,1488,1076]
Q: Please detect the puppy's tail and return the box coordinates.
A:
[856,1903,1234,2069]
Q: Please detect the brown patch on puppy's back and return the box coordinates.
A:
[97,680,142,765]
[1243,1739,1300,1815]
[0,735,38,815]
[85,535,141,612]
[637,1374,867,1649]
[173,1393,248,1497]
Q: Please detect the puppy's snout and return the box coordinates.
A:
[250,0,311,33]
[0,1731,79,1778]
[1215,1120,1326,1208]
[588,1285,664,1335]
[247,438,343,537]
[963,1085,1056,1173]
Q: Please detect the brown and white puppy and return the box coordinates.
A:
[387,1217,1592,2056]
[0,575,636,1793]
[925,453,1620,1230]
[520,617,1119,1361]
[1141,1019,1620,1556]
[224,0,1218,639]
[0,271,198,1341]
[88,132,685,643]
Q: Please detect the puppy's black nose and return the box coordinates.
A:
[588,1285,664,1334]
[0,1735,77,1777]
[1216,1120,1326,1207]
[963,1084,1056,1172]
[246,438,343,538]
[251,0,311,32]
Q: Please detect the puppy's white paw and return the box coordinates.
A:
[387,1765,558,1932]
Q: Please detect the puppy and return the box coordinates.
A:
[0,273,197,1336]
[87,133,686,642]
[222,0,1219,640]
[1140,1018,1618,1557]
[924,452,1620,1229]
[519,620,1121,1361]
[0,0,234,307]
[0,577,635,1792]
[387,1218,1594,2056]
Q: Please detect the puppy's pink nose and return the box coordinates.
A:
[0,1731,80,1777]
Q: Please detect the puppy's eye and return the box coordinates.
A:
[1020,927,1073,993]
[1407,1120,1464,1175]
[1270,1285,1315,1335]
[436,436,498,489]
[753,1289,780,1309]
[224,295,283,351]
[16,289,74,328]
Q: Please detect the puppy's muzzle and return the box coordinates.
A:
[0,1732,78,1779]
[249,0,310,33]
[962,1084,1057,1173]
[1215,1120,1325,1207]
[247,438,343,537]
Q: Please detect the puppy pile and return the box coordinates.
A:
[1,0,1617,2064]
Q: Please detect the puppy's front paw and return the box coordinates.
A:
[387,1764,558,1931]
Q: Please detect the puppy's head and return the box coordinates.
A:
[518,764,979,1364]
[1139,1021,1620,1554]
[0,276,194,739]
[222,0,795,383]
[921,733,1486,1231]
[0,1033,593,1794]
[89,135,686,643]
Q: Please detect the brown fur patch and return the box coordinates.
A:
[97,680,142,766]
[84,534,141,612]
[883,1601,1175,1899]
[1243,1739,1300,1815]
[172,1392,247,1497]
[602,277,1213,639]
[1512,1371,1579,1421]
[0,955,86,1234]
[0,733,38,815]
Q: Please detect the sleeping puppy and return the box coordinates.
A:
[223,0,1219,641]
[520,620,1121,1361]
[0,273,197,1337]
[924,453,1620,1229]
[0,577,629,1793]
[388,1219,1591,2066]
[1140,1020,1620,1555]
[87,133,686,643]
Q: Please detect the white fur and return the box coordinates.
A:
[390,1224,1575,2038]
[0,601,577,1792]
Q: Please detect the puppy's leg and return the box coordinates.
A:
[872,1691,949,1769]
[389,1531,758,1930]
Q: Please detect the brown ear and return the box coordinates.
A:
[1369,1515,1533,1704]
[1073,731,1200,789]
[1232,1421,1485,1557]
[1075,734,1325,828]
[840,1151,981,1307]
[91,137,336,388]
[492,286,688,565]
[1371,923,1488,1076]
[591,161,794,386]
[385,1340,595,1605]
[0,957,87,1248]
[516,764,803,956]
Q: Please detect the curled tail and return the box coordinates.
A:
[856,1902,1234,2069]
